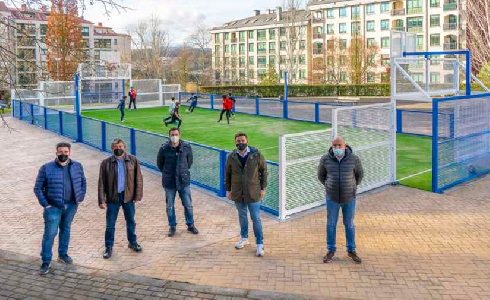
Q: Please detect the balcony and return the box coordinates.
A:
[351,13,361,20]
[313,17,324,23]
[430,2,440,7]
[257,49,266,54]
[391,8,405,16]
[443,23,457,30]
[257,36,267,41]
[327,31,335,35]
[392,26,405,31]
[313,33,324,39]
[313,48,324,55]
[417,44,424,50]
[443,2,457,10]
[443,42,458,50]
[408,26,423,33]
[407,7,423,14]
[231,38,237,43]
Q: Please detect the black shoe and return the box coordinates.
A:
[187,225,199,234]
[58,254,73,264]
[168,226,176,237]
[348,251,362,264]
[323,251,335,263]
[39,262,50,275]
[103,247,112,259]
[128,242,142,252]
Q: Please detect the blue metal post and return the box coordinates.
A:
[101,122,107,152]
[396,109,403,133]
[43,107,47,129]
[431,99,439,193]
[210,94,215,110]
[122,79,126,99]
[59,111,64,135]
[74,73,83,142]
[11,100,15,117]
[30,103,34,124]
[255,97,260,115]
[218,150,227,197]
[283,99,288,119]
[466,51,471,95]
[314,103,320,123]
[178,92,182,102]
[19,101,22,120]
[284,71,289,102]
[130,128,137,155]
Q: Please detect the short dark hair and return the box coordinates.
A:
[234,132,248,140]
[222,94,226,99]
[123,96,127,99]
[169,127,180,135]
[171,97,175,100]
[111,138,126,149]
[56,142,71,151]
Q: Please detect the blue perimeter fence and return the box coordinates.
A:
[179,92,454,137]
[11,99,280,216]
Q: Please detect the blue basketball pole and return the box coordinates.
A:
[74,73,82,142]
[283,71,289,119]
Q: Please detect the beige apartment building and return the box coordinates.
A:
[0,1,131,88]
[211,0,465,84]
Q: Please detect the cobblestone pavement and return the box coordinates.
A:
[1,118,490,299]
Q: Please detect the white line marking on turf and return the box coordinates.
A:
[397,168,432,181]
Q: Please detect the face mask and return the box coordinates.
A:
[333,148,344,157]
[170,136,180,143]
[57,154,69,163]
[113,149,124,156]
[236,143,248,151]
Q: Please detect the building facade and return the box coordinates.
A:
[211,0,465,84]
[0,1,131,88]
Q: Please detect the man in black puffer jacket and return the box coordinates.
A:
[318,136,364,264]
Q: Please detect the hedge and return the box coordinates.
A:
[200,84,391,97]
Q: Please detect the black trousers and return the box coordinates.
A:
[128,98,137,109]
[218,109,231,124]
[165,116,182,128]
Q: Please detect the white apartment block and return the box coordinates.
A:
[0,1,131,88]
[211,1,465,84]
[210,8,311,85]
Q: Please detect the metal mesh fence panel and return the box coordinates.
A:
[82,117,103,149]
[188,144,221,192]
[81,79,126,108]
[14,90,41,104]
[105,123,131,154]
[79,62,131,79]
[333,103,395,193]
[262,162,279,214]
[234,97,256,115]
[180,92,213,110]
[13,100,20,118]
[161,84,181,103]
[287,102,315,122]
[21,102,31,122]
[32,104,45,128]
[319,104,334,124]
[436,96,490,191]
[46,108,60,134]
[279,129,332,219]
[41,81,75,107]
[132,79,161,105]
[134,130,166,168]
[398,110,452,137]
[260,99,283,118]
[61,112,77,139]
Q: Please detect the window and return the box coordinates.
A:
[248,31,254,39]
[248,43,254,52]
[430,15,440,27]
[40,24,48,35]
[381,37,390,48]
[327,8,334,18]
[340,39,347,49]
[368,54,376,64]
[269,29,276,39]
[407,0,422,13]
[225,45,230,53]
[381,19,389,31]
[367,38,375,46]
[327,24,334,34]
[430,72,440,83]
[351,6,360,18]
[299,40,306,49]
[381,54,390,65]
[257,56,267,67]
[82,26,89,36]
[366,4,375,14]
[299,69,306,79]
[249,56,254,65]
[248,69,255,79]
[339,23,347,33]
[239,44,245,54]
[300,26,307,35]
[269,55,276,66]
[114,39,118,46]
[380,2,390,12]
[412,73,423,84]
[257,29,266,40]
[239,70,246,78]
[225,32,230,40]
[408,17,423,29]
[340,72,347,82]
[417,35,424,48]
[300,55,306,64]
[339,7,347,17]
[280,41,286,50]
[367,73,376,83]
[224,57,230,65]
[280,27,286,36]
[239,31,246,41]
[430,34,440,46]
[231,44,237,54]
[367,21,375,32]
[351,22,360,34]
[280,55,286,64]
[258,69,267,78]
[215,33,220,42]
[269,42,276,51]
[239,56,246,67]
[258,42,267,53]
[430,0,440,7]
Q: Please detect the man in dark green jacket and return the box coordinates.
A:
[318,136,364,264]
[225,132,267,257]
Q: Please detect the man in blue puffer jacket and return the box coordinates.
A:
[34,142,87,275]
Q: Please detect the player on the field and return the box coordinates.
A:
[217,95,232,124]
[117,96,126,122]
[164,102,183,128]
[228,93,236,118]
[186,93,201,113]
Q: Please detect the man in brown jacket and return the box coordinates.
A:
[225,132,268,257]
[98,138,143,259]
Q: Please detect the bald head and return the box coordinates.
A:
[332,136,346,149]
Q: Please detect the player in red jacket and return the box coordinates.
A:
[217,95,232,124]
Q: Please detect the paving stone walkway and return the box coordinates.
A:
[1,118,490,299]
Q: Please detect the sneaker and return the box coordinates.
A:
[121,120,125,123]
[168,226,176,237]
[234,238,250,249]
[187,225,199,234]
[58,254,73,264]
[256,244,265,257]
[103,247,112,259]
[348,251,362,264]
[323,251,335,263]
[39,262,50,275]
[164,122,168,127]
[217,120,221,123]
[128,242,142,252]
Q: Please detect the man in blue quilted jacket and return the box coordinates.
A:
[34,142,87,275]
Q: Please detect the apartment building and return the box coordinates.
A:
[0,1,131,88]
[210,8,311,84]
[211,0,465,84]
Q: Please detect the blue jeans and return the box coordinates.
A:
[189,102,197,112]
[105,193,137,248]
[326,196,356,252]
[235,202,263,245]
[41,202,78,264]
[165,186,194,227]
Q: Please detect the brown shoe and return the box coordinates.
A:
[348,251,362,264]
[323,251,335,263]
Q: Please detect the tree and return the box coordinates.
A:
[173,44,193,89]
[128,15,169,79]
[347,35,379,84]
[46,0,84,81]
[466,0,490,74]
[325,37,347,84]
[187,23,212,86]
[259,65,280,85]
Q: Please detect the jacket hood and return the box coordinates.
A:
[328,145,353,159]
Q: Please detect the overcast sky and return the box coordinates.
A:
[81,0,288,45]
